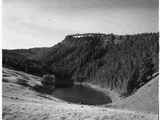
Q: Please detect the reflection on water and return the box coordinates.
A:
[52,85,112,105]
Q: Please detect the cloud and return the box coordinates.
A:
[3,0,158,49]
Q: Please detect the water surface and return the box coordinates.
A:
[52,85,112,105]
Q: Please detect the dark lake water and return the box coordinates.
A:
[51,85,112,105]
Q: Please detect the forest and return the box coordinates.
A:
[3,33,159,96]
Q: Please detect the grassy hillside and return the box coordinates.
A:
[3,68,158,120]
[111,74,158,114]
[3,33,159,96]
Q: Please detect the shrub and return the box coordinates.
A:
[17,78,29,87]
[41,74,55,89]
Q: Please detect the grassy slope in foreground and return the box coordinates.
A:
[3,67,158,120]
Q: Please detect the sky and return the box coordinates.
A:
[3,0,159,49]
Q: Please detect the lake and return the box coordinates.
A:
[51,84,112,105]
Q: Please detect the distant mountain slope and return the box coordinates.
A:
[111,75,158,114]
[3,33,159,96]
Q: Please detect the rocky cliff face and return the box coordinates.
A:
[3,33,159,96]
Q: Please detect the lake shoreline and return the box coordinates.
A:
[74,82,121,104]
